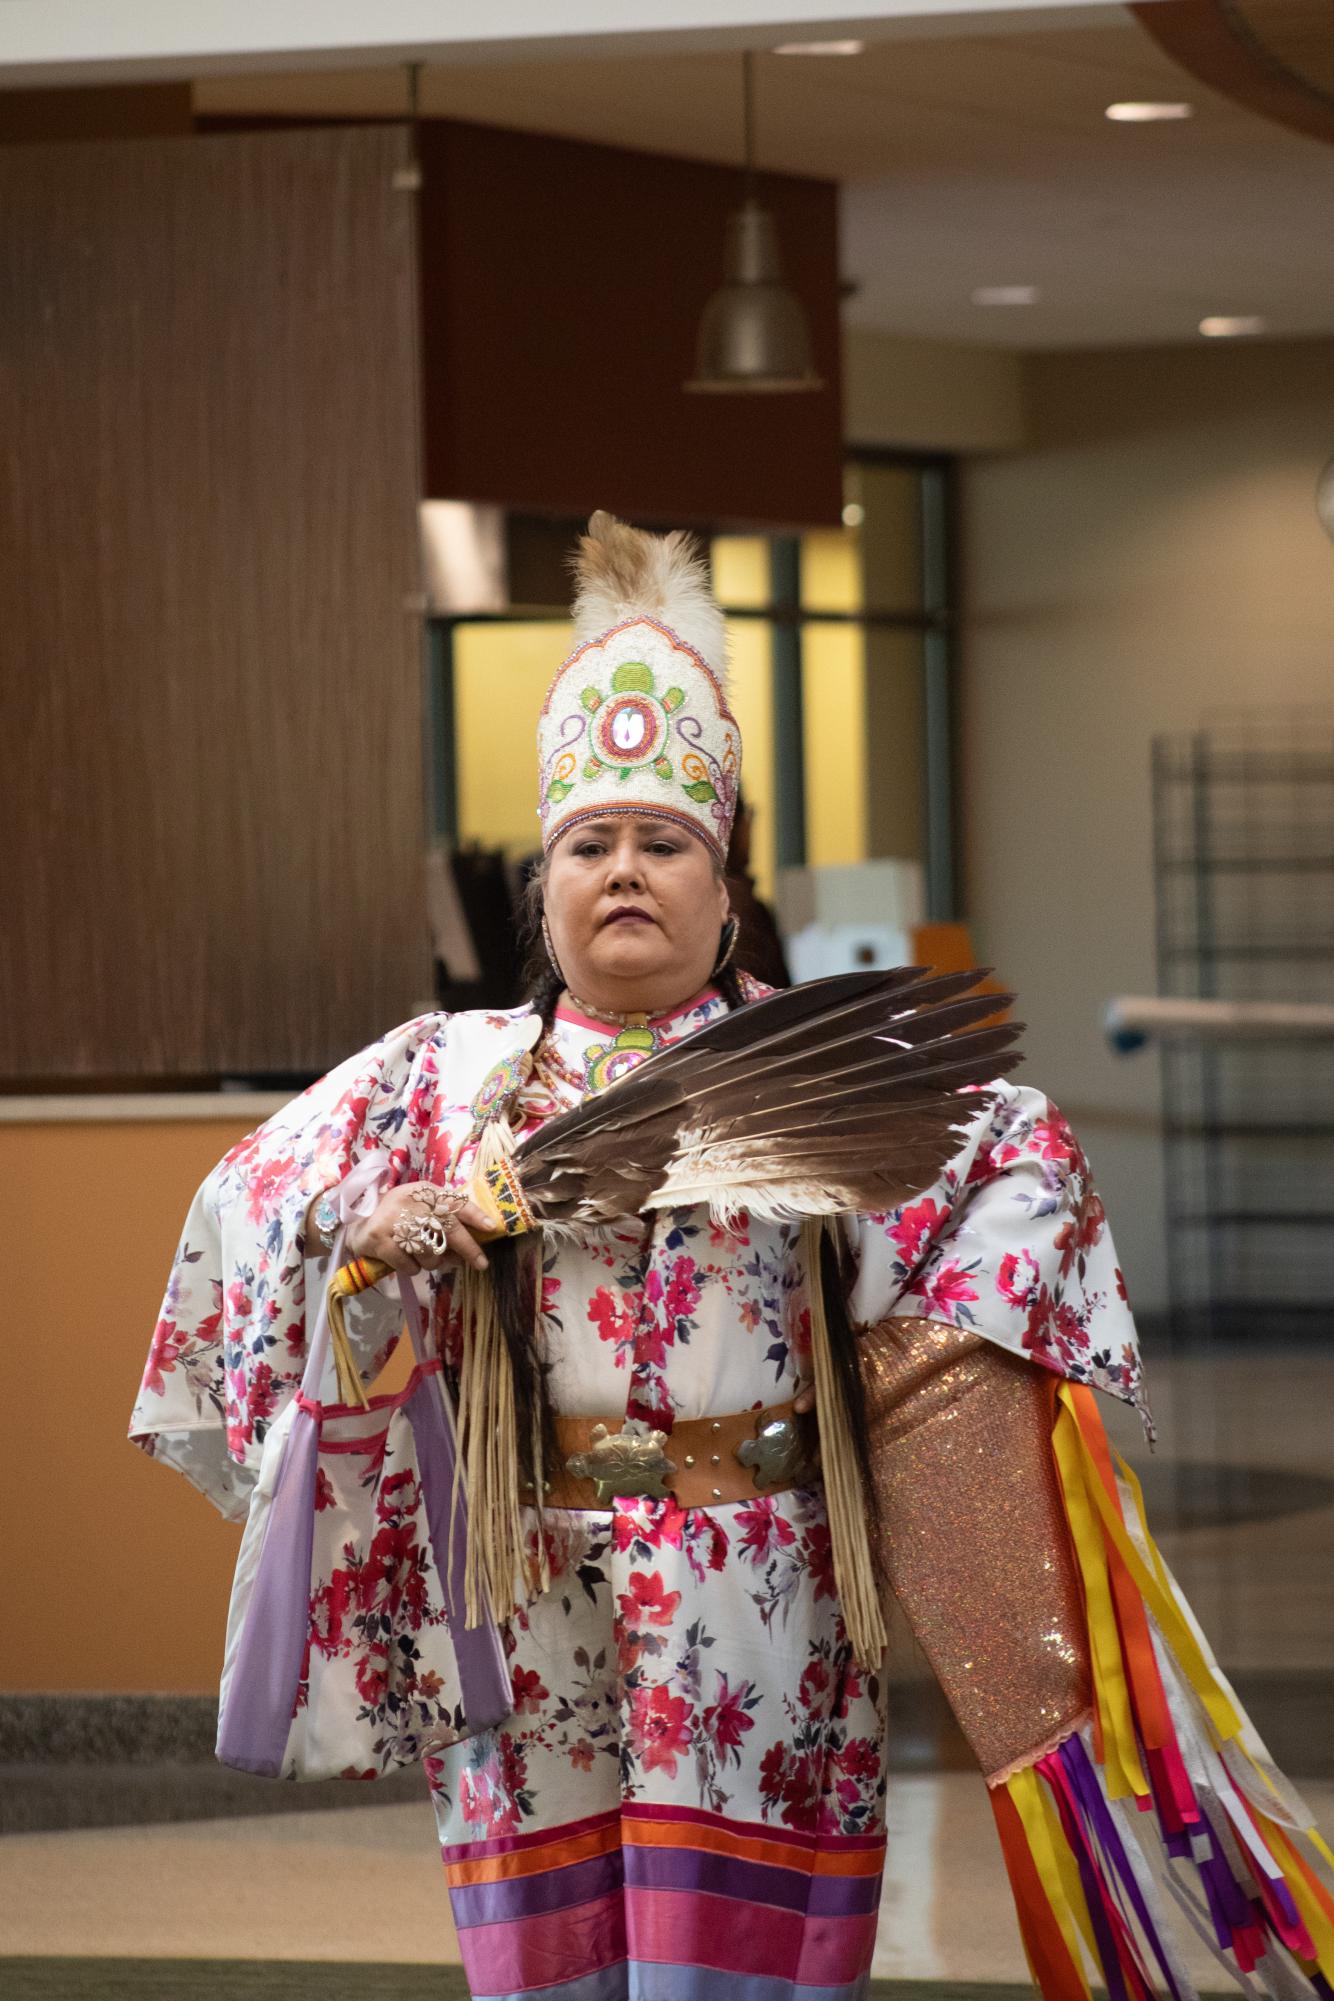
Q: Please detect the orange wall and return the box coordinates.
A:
[2,1116,256,1692]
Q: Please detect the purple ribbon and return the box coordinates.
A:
[1055,1735,1189,2001]
[1053,1778,1132,2001]
[215,1408,320,1776]
[400,1276,509,1736]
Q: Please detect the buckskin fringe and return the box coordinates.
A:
[453,1262,539,1628]
[800,1218,886,1671]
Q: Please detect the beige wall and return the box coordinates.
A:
[843,327,1028,453]
[960,336,1334,1313]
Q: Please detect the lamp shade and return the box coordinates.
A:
[686,199,823,394]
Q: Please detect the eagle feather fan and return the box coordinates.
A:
[506,969,1021,1233]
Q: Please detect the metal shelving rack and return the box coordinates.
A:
[1151,718,1334,1343]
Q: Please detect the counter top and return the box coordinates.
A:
[0,1092,289,1125]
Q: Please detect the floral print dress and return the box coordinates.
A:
[131,986,1146,2001]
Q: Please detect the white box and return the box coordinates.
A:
[785,923,916,985]
[775,859,926,937]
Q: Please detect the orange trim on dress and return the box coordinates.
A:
[446,1818,623,1887]
[620,1814,884,1877]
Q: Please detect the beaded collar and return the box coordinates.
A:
[557,986,717,1033]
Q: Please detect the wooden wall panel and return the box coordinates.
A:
[416,119,844,531]
[0,126,429,1080]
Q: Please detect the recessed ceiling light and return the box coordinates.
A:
[773,40,866,56]
[1106,101,1194,122]
[971,285,1039,307]
[1199,315,1266,338]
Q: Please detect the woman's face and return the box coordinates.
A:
[544,815,729,1010]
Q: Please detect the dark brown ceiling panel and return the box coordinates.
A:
[0,83,193,143]
[415,118,844,531]
[1133,0,1334,147]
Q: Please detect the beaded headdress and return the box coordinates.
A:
[537,512,742,860]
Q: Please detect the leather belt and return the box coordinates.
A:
[525,1401,815,1510]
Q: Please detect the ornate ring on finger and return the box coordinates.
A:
[392,1209,451,1261]
[409,1182,468,1221]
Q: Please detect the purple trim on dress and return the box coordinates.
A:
[451,1850,627,1929]
[622,1845,881,1918]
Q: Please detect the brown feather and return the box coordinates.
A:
[512,969,1022,1230]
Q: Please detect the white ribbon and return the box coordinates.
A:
[334,1152,396,1226]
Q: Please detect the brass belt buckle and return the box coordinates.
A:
[736,1409,809,1491]
[565,1419,676,1503]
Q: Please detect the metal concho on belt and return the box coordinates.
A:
[735,1411,809,1491]
[564,1420,675,1503]
[564,1409,810,1503]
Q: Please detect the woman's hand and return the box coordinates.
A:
[346,1181,493,1275]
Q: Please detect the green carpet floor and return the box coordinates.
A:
[0,1967,471,2000]
[0,1970,1051,2001]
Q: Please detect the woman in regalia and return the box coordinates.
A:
[133,515,1333,2001]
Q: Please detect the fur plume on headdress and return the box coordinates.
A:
[571,511,728,683]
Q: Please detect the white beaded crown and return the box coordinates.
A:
[537,513,741,861]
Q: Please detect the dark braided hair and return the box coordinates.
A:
[714,960,747,1012]
[519,867,564,1035]
[499,863,874,1513]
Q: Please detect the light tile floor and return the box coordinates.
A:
[3,1777,1332,1981]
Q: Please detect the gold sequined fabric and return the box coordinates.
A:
[862,1316,1091,1781]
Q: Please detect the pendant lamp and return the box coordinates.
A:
[393,62,424,192]
[685,53,823,395]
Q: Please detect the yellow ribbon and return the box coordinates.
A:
[1262,1817,1334,1971]
[1051,1401,1147,1799]
[1009,1766,1095,1997]
[1058,1387,1241,1743]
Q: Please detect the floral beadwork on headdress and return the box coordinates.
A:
[538,616,740,859]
